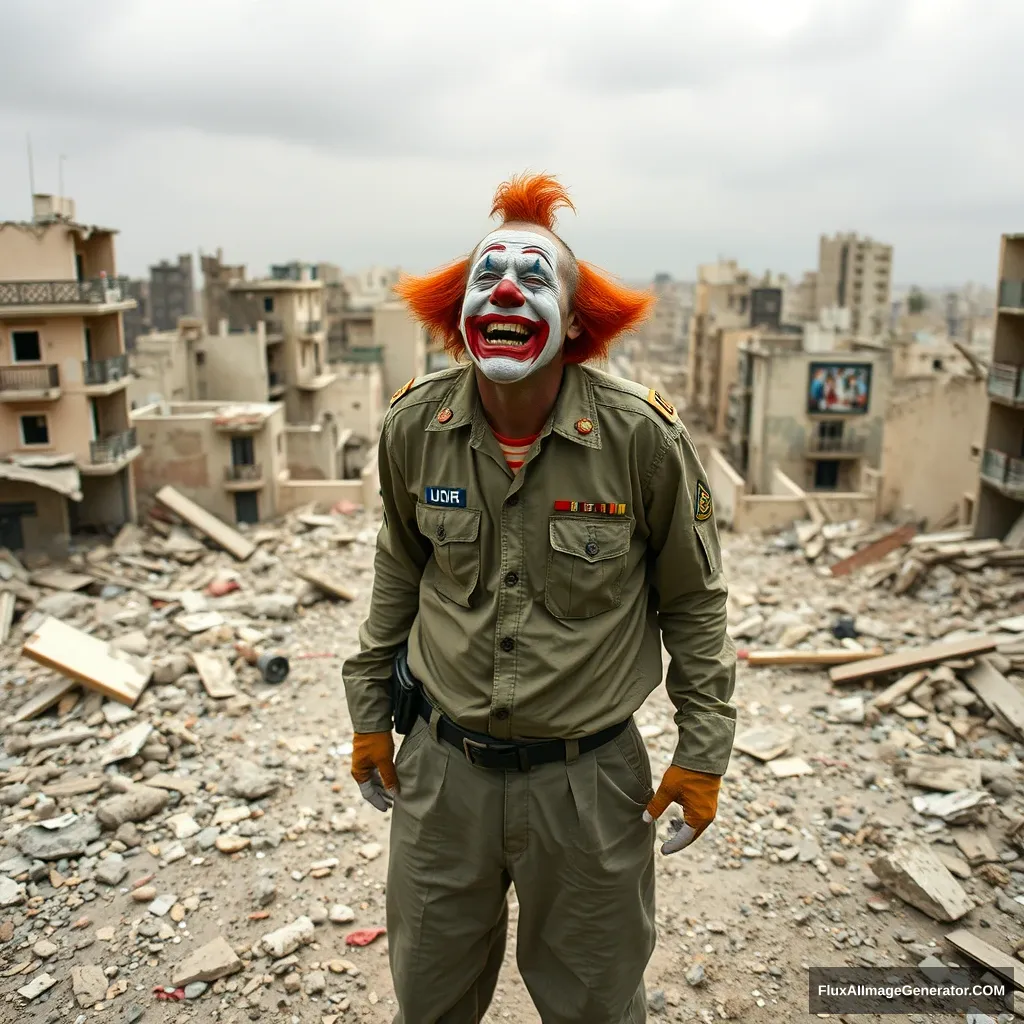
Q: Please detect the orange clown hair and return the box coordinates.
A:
[394,172,654,364]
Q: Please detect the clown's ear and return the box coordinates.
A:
[394,258,471,360]
[564,262,655,364]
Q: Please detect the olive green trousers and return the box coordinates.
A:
[386,715,657,1024]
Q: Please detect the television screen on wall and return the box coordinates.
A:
[807,362,872,415]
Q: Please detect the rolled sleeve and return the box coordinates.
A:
[645,428,737,775]
[342,418,429,733]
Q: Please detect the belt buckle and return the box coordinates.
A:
[462,737,488,766]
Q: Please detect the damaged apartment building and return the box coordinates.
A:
[691,238,989,535]
[0,195,139,557]
[127,260,427,526]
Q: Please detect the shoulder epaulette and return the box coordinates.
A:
[388,365,465,408]
[588,369,679,425]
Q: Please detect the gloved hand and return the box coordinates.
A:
[642,765,721,854]
[351,732,398,813]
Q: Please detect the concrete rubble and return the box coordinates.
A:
[0,504,1023,1019]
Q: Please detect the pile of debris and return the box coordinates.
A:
[0,486,390,1015]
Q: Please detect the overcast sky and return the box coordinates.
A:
[0,0,1021,287]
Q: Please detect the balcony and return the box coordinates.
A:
[988,364,1024,407]
[82,354,129,394]
[999,279,1024,313]
[297,319,323,335]
[224,463,264,490]
[981,448,1024,500]
[267,371,286,397]
[339,345,384,365]
[296,369,337,391]
[0,277,136,317]
[0,364,60,402]
[263,318,285,342]
[81,427,140,476]
[806,435,866,458]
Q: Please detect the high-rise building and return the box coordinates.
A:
[149,254,195,331]
[200,248,246,334]
[816,233,893,338]
[974,233,1024,541]
[0,194,140,556]
[121,279,150,351]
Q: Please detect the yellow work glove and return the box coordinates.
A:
[643,765,721,854]
[351,732,398,812]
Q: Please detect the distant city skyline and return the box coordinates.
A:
[1,0,1021,287]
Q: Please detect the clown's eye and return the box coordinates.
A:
[523,277,547,287]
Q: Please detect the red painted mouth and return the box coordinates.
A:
[465,314,549,362]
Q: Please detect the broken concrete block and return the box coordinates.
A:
[16,815,102,860]
[224,759,279,800]
[870,844,974,922]
[18,972,57,1001]
[260,916,315,959]
[72,964,108,1008]
[172,936,243,987]
[96,786,169,829]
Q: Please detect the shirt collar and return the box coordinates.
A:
[425,363,601,449]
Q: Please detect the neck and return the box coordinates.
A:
[474,358,564,439]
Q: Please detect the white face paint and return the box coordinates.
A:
[460,229,564,383]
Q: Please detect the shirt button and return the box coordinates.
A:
[500,636,515,652]
[585,541,599,556]
[494,707,510,721]
[506,494,519,507]
[504,572,519,587]
[436,525,446,541]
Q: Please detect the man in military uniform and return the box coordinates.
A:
[343,173,736,1024]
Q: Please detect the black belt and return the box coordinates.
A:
[416,692,630,772]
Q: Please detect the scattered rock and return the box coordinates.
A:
[172,936,243,987]
[223,760,279,800]
[16,815,101,860]
[96,787,169,829]
[260,916,315,959]
[72,965,108,1008]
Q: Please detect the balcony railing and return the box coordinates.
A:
[298,319,323,334]
[0,364,59,391]
[340,345,384,364]
[83,354,128,386]
[807,435,865,455]
[262,318,284,338]
[225,463,262,482]
[988,363,1024,404]
[0,277,131,307]
[89,427,137,464]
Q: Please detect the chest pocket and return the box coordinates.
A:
[544,516,633,619]
[415,504,481,608]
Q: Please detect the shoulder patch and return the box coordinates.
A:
[646,389,678,424]
[389,378,416,407]
[694,481,713,521]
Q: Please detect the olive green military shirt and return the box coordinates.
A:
[342,363,737,776]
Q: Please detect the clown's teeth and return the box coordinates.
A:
[483,321,532,340]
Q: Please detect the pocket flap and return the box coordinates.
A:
[416,503,481,544]
[548,516,632,563]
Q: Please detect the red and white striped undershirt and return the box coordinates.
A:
[492,430,540,475]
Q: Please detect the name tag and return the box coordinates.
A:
[424,487,467,508]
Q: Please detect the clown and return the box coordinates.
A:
[344,173,736,1024]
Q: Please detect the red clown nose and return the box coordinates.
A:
[489,278,526,308]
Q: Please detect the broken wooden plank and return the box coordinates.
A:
[26,726,97,750]
[870,670,928,711]
[29,569,94,592]
[910,527,973,548]
[22,617,151,706]
[903,754,982,792]
[870,844,973,922]
[295,567,356,602]
[0,590,15,645]
[733,726,793,762]
[945,929,1024,990]
[6,678,76,723]
[998,615,1024,633]
[963,656,1024,740]
[191,652,238,699]
[829,635,999,685]
[829,523,917,577]
[155,485,255,561]
[739,647,884,667]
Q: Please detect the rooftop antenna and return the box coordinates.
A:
[26,134,35,208]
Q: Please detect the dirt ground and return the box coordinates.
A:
[1,522,1020,1024]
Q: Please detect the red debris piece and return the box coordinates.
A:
[345,927,387,947]
[331,500,361,516]
[208,578,240,597]
[153,986,186,1001]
